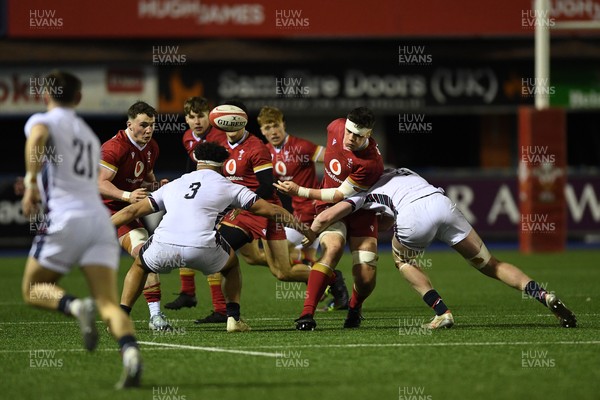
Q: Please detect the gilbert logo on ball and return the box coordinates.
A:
[209,105,248,132]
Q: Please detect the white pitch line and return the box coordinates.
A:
[1,340,598,355]
[137,341,280,358]
[233,341,600,349]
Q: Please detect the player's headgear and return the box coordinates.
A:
[346,107,375,136]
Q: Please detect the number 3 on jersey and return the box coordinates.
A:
[184,182,201,199]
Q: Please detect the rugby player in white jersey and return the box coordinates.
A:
[307,168,577,329]
[21,70,142,389]
[111,141,316,332]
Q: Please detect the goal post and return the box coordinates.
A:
[518,0,599,253]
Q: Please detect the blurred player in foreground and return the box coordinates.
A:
[98,101,171,331]
[275,107,384,330]
[111,142,315,332]
[21,70,142,389]
[308,167,577,328]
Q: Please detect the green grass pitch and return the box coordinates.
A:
[1,249,599,400]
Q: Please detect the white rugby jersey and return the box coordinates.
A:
[345,168,443,218]
[24,107,108,217]
[148,169,258,247]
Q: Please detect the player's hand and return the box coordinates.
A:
[301,229,317,247]
[129,188,149,204]
[21,187,41,218]
[146,179,170,191]
[274,180,299,195]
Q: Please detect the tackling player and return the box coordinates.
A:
[308,168,577,329]
[164,96,230,323]
[111,142,316,332]
[275,107,384,330]
[98,101,171,331]
[21,71,142,388]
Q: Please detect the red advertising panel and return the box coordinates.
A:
[8,0,600,38]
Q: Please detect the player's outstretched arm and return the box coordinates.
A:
[111,198,155,228]
[274,179,358,203]
[311,201,354,234]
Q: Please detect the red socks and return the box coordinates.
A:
[301,263,334,316]
[207,275,227,315]
[180,269,196,296]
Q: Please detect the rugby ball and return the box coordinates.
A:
[209,105,248,132]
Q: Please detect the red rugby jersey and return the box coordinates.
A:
[100,130,160,212]
[266,134,322,217]
[216,131,275,197]
[318,118,383,209]
[182,126,225,162]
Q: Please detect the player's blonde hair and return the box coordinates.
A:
[257,106,284,127]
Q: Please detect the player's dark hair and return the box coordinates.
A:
[184,96,210,116]
[194,141,230,164]
[127,101,158,120]
[221,99,248,116]
[347,107,375,130]
[44,70,81,105]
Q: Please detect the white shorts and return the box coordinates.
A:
[29,212,120,274]
[140,236,231,275]
[395,193,472,251]
[284,227,319,250]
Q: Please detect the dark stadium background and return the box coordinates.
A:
[1,0,599,246]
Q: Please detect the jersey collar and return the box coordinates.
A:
[125,129,148,151]
[227,130,249,149]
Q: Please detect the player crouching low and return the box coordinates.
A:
[308,168,577,329]
[111,141,316,332]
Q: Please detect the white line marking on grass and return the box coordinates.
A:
[235,341,600,349]
[138,341,280,358]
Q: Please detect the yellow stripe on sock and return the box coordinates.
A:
[207,274,222,286]
[312,262,334,277]
[180,268,195,277]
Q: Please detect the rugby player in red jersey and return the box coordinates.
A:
[258,106,349,310]
[275,107,384,330]
[98,101,171,331]
[212,101,313,284]
[259,106,323,265]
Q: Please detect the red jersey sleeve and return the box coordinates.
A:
[100,138,126,175]
[182,129,197,161]
[250,139,273,174]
